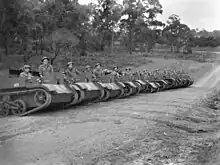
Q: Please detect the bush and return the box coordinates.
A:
[142,68,192,81]
[200,88,220,110]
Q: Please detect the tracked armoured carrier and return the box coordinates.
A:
[0,69,193,117]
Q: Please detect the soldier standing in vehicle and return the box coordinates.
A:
[38,57,54,78]
[64,62,81,81]
[112,65,122,78]
[19,65,33,80]
[93,63,103,79]
[84,65,92,73]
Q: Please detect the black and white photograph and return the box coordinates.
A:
[0,0,220,164]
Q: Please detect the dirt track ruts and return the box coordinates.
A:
[0,87,219,165]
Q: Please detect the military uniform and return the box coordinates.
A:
[84,65,96,81]
[38,64,54,77]
[112,66,122,76]
[93,63,103,78]
[93,68,103,79]
[64,68,81,81]
[19,72,33,79]
[20,65,33,80]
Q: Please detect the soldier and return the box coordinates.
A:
[122,67,131,75]
[19,65,33,80]
[127,67,132,74]
[38,57,54,78]
[112,65,122,77]
[84,65,96,81]
[64,62,81,81]
[114,65,122,74]
[93,63,103,79]
[85,65,92,73]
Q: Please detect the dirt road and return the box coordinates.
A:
[1,86,220,165]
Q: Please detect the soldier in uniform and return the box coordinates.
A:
[84,65,96,81]
[93,63,103,79]
[64,62,81,82]
[38,57,54,78]
[85,65,92,73]
[19,65,33,81]
[112,65,122,77]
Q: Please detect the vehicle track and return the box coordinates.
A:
[0,86,216,165]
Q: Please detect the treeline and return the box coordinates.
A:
[0,0,219,62]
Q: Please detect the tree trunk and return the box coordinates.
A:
[176,46,180,53]
[40,38,43,55]
[170,44,173,53]
[1,33,9,55]
[128,30,132,55]
[100,43,105,51]
[51,48,60,65]
[111,32,114,54]
[35,40,38,55]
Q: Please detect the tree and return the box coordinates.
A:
[163,14,191,53]
[48,28,79,65]
[120,0,162,54]
[90,0,122,51]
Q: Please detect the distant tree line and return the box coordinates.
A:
[0,0,219,62]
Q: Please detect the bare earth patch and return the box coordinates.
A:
[1,86,220,165]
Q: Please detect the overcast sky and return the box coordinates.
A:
[78,0,220,31]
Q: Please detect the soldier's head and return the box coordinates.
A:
[113,65,118,71]
[95,63,101,69]
[24,65,31,72]
[42,57,49,65]
[125,67,131,72]
[67,62,73,69]
[85,65,91,70]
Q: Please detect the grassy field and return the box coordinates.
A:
[0,49,217,75]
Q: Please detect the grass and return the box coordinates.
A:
[0,50,217,82]
[1,50,217,68]
[199,88,220,110]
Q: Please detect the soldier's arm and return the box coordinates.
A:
[19,72,25,78]
[66,70,76,80]
[75,68,81,75]
[63,71,68,80]
[50,65,54,72]
[28,73,33,78]
[64,69,70,78]
[38,66,43,77]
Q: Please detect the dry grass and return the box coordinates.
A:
[0,49,217,69]
[150,50,216,63]
[199,88,220,110]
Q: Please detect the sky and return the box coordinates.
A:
[78,0,220,31]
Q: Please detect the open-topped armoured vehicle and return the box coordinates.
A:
[0,68,193,117]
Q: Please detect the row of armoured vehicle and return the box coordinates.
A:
[0,66,194,117]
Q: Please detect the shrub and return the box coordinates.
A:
[200,88,220,110]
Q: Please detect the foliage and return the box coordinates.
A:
[90,0,122,51]
[120,0,163,54]
[200,88,220,110]
[162,14,191,53]
[0,0,219,64]
[143,68,191,81]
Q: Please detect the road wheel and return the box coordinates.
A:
[11,100,27,116]
[0,102,10,117]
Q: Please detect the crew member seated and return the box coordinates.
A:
[19,65,33,81]
[38,57,54,78]
[64,62,81,82]
[93,63,103,79]
[84,65,96,81]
